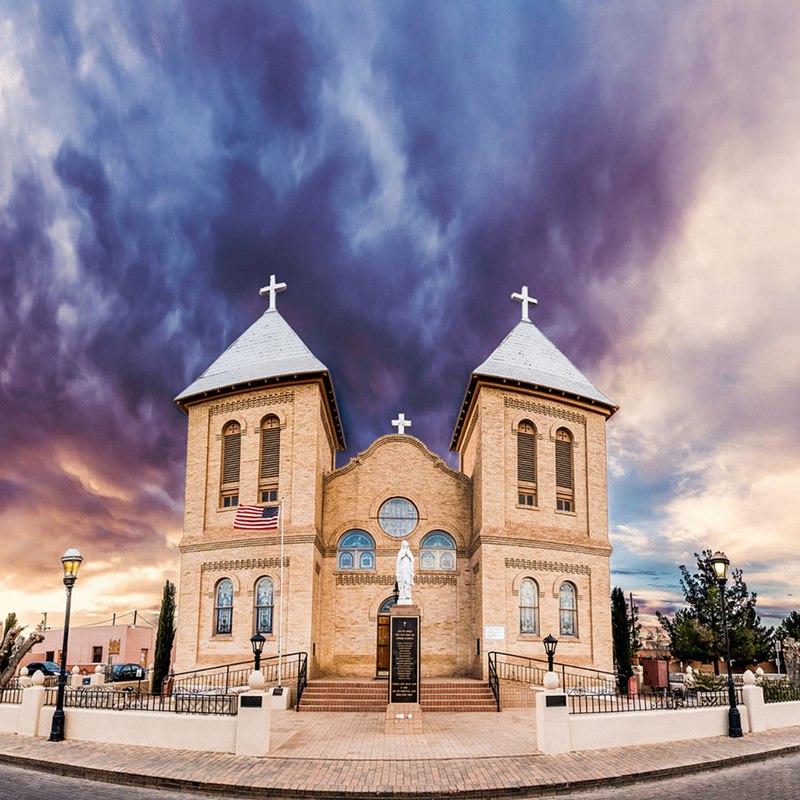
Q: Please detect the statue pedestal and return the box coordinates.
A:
[385,604,423,734]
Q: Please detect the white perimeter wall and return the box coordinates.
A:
[35,706,237,753]
[569,706,751,751]
[764,700,800,729]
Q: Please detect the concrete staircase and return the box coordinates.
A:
[298,679,498,712]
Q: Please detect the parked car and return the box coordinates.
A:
[109,663,146,682]
[24,661,62,676]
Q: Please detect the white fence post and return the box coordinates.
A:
[535,671,571,754]
[17,672,46,736]
[235,670,271,757]
[741,669,766,732]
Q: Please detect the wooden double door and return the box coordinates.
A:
[376,615,390,675]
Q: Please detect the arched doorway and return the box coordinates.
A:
[376,595,396,677]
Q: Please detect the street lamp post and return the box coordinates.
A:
[49,548,83,743]
[709,551,743,738]
[250,633,266,672]
[543,634,558,673]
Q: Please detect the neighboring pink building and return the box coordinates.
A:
[21,623,155,673]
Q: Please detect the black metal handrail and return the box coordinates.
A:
[169,652,307,697]
[488,651,619,703]
[296,652,307,711]
[488,654,500,711]
[43,686,238,716]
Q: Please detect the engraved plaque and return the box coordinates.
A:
[389,616,419,704]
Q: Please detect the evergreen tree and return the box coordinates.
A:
[775,611,800,642]
[611,587,633,693]
[152,580,176,694]
[657,550,772,672]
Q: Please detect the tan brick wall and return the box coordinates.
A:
[175,377,615,681]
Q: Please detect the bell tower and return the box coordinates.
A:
[451,287,618,673]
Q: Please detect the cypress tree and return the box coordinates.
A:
[152,580,176,694]
[611,587,633,694]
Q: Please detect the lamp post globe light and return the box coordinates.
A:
[709,550,743,738]
[543,634,558,673]
[250,633,266,672]
[49,548,83,743]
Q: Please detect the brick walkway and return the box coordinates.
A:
[0,712,798,798]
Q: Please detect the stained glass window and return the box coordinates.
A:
[215,578,233,635]
[254,577,273,635]
[337,530,375,571]
[519,578,539,634]
[559,582,577,637]
[378,497,418,537]
[419,531,456,571]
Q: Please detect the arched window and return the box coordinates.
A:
[419,531,457,571]
[214,579,234,635]
[337,530,375,571]
[254,577,274,635]
[378,596,397,614]
[559,582,577,637]
[555,428,574,512]
[220,422,241,508]
[259,416,280,504]
[517,420,537,507]
[519,578,539,635]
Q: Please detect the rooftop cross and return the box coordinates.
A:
[391,413,412,435]
[259,274,287,312]
[511,285,538,322]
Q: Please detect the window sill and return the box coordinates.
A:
[515,504,540,511]
[516,634,541,641]
[211,634,233,640]
[333,569,377,575]
[554,510,577,517]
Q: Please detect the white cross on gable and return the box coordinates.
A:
[511,285,538,322]
[259,274,287,312]
[391,413,412,434]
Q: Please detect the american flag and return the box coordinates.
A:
[233,504,280,530]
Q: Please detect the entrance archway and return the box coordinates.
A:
[376,595,396,676]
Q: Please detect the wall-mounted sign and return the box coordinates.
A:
[483,625,506,642]
[108,639,121,655]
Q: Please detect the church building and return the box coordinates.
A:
[173,278,618,679]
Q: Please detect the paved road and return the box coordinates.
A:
[0,754,798,799]
[533,752,800,799]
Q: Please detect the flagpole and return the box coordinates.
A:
[278,495,284,689]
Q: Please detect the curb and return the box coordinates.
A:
[1,744,799,799]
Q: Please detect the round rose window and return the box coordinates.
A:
[378,497,418,538]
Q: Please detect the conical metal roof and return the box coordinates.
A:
[451,319,617,450]
[175,309,345,448]
[474,320,616,407]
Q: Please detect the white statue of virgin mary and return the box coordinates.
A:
[396,540,414,605]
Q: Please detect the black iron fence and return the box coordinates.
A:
[0,687,23,704]
[44,687,238,716]
[762,681,800,704]
[488,651,619,708]
[569,687,743,714]
[169,652,307,709]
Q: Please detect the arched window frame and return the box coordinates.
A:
[253,576,274,635]
[519,577,539,635]
[337,530,376,571]
[555,427,575,512]
[419,531,457,571]
[559,581,578,637]
[214,578,234,635]
[259,415,281,505]
[220,421,242,509]
[516,420,537,508]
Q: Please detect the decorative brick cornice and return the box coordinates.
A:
[504,396,586,425]
[201,557,289,572]
[416,573,457,586]
[504,557,590,575]
[334,573,457,587]
[209,390,294,416]
[181,533,318,553]
[468,535,611,559]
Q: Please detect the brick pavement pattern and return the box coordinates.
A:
[0,714,798,798]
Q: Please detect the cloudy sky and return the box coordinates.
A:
[1,1,798,635]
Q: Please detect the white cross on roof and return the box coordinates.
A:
[259,274,287,312]
[511,285,538,322]
[391,413,412,434]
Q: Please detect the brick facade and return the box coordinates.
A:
[174,374,614,678]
